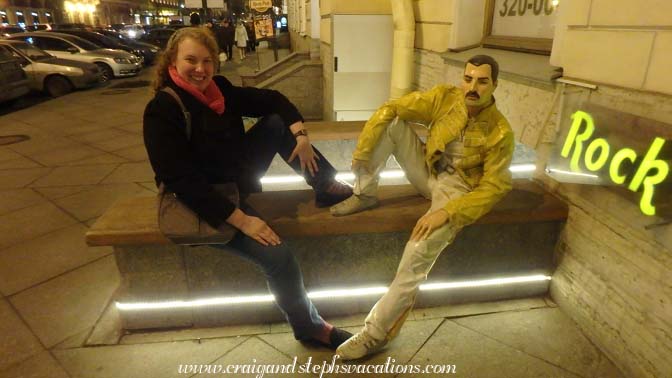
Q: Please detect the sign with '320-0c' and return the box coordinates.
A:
[492,0,557,39]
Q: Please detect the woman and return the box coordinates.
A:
[143,27,352,348]
[234,20,248,60]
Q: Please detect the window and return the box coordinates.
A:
[482,0,559,54]
[0,45,14,60]
[16,11,26,28]
[34,36,74,52]
[45,12,53,24]
[1,11,9,25]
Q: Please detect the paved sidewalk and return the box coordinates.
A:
[0,46,625,378]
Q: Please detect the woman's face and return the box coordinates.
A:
[173,37,214,92]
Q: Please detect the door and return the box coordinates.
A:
[333,14,393,121]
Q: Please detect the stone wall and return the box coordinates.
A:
[320,42,334,121]
[257,61,324,121]
[539,83,672,378]
[552,0,672,96]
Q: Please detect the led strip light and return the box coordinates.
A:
[116,274,551,311]
[261,164,537,184]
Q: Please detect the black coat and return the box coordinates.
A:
[143,75,303,228]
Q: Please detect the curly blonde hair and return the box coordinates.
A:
[152,26,220,92]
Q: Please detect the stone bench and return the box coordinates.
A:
[87,180,567,330]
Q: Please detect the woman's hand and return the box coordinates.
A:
[226,209,281,246]
[288,121,319,177]
[410,209,450,242]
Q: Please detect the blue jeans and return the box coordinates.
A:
[239,114,338,193]
[211,205,325,340]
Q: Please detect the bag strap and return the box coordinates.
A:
[161,87,192,141]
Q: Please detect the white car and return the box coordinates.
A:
[0,40,101,97]
[7,32,141,82]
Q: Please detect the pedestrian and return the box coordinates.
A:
[333,55,515,360]
[234,20,248,60]
[245,21,256,52]
[216,18,234,62]
[143,27,353,350]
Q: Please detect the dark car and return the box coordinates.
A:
[140,28,175,49]
[49,29,145,65]
[24,24,50,32]
[94,29,159,64]
[0,45,30,104]
[1,25,25,37]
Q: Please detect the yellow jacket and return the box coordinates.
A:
[353,84,515,228]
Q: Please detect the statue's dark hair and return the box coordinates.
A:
[466,55,499,82]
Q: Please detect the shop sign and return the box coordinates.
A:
[548,102,671,217]
[250,0,272,13]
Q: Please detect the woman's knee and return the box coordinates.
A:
[257,244,298,276]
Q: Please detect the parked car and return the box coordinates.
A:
[50,29,145,65]
[123,24,145,39]
[0,45,30,104]
[0,40,101,97]
[140,28,175,49]
[7,32,141,82]
[94,29,159,64]
[24,24,51,32]
[1,25,25,37]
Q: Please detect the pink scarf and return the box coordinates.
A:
[168,66,225,115]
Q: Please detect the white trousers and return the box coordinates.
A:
[355,118,471,341]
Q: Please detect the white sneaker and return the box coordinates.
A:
[329,195,379,217]
[336,331,387,360]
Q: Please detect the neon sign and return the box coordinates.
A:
[560,110,669,216]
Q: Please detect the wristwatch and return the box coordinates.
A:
[293,129,308,138]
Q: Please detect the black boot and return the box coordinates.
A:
[314,179,353,208]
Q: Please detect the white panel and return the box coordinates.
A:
[332,14,393,113]
[334,72,390,111]
[333,14,393,73]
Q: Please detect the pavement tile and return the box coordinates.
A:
[453,307,625,378]
[13,110,70,126]
[96,113,143,128]
[0,188,45,216]
[86,303,123,346]
[121,323,271,345]
[0,298,44,371]
[29,164,120,187]
[0,167,52,189]
[412,297,549,320]
[113,123,143,135]
[0,350,70,378]
[8,135,81,156]
[111,144,148,161]
[399,319,583,378]
[89,133,145,153]
[0,121,35,135]
[0,156,43,169]
[52,328,92,350]
[0,223,113,296]
[100,161,155,184]
[61,153,129,166]
[53,183,156,221]
[0,147,25,162]
[9,255,120,348]
[33,185,96,200]
[137,181,159,193]
[29,144,107,166]
[52,336,247,378]
[260,318,444,378]
[0,201,77,250]
[68,129,129,144]
[192,337,294,377]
